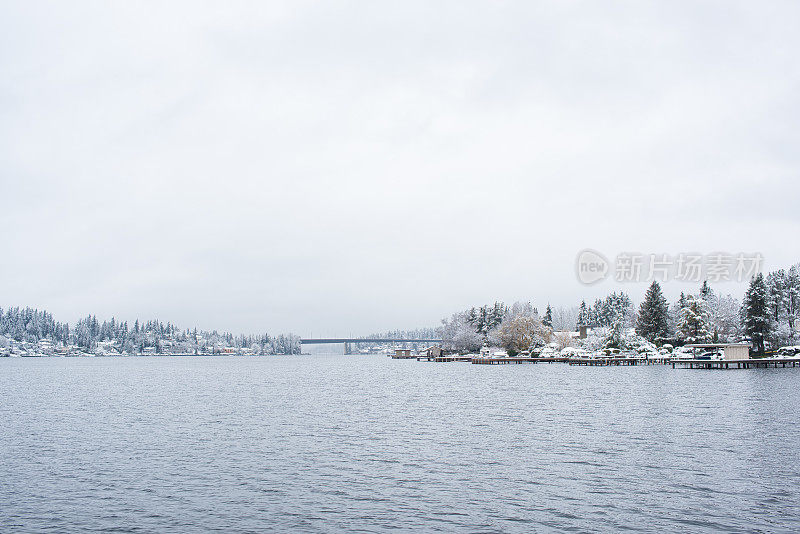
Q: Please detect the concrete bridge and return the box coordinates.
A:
[300,338,442,354]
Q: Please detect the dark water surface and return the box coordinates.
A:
[2,355,799,533]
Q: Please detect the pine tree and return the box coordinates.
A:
[788,265,800,339]
[636,281,670,342]
[577,300,589,329]
[604,317,625,349]
[467,307,477,327]
[491,302,506,329]
[766,269,788,323]
[543,305,553,328]
[476,307,487,335]
[699,280,712,301]
[742,273,771,354]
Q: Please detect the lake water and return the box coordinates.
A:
[2,354,800,533]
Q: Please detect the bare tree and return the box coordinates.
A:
[551,306,579,331]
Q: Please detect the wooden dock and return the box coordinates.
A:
[417,355,473,362]
[398,353,800,369]
[472,357,544,365]
[671,357,800,369]
[568,357,670,366]
[471,357,671,366]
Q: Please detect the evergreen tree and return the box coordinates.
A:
[788,265,800,338]
[467,307,477,327]
[766,269,788,323]
[604,317,625,349]
[742,273,771,354]
[491,302,506,329]
[543,305,553,328]
[677,294,712,343]
[476,306,488,335]
[699,280,712,301]
[577,300,589,328]
[636,281,670,342]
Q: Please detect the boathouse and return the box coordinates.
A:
[684,343,750,360]
[421,346,443,358]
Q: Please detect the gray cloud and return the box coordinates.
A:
[2,1,799,335]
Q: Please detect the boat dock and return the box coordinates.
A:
[568,357,671,366]
[416,355,474,362]
[471,356,671,365]
[412,355,798,368]
[671,358,800,369]
[395,350,800,369]
[471,357,548,364]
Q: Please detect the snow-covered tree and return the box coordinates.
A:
[441,311,483,353]
[604,318,625,349]
[551,306,578,331]
[577,300,590,329]
[699,280,713,302]
[767,269,788,324]
[636,281,670,342]
[498,315,552,354]
[763,267,799,347]
[509,301,535,318]
[707,292,741,342]
[543,305,553,328]
[742,273,771,354]
[677,294,712,344]
[787,264,800,340]
[592,292,633,327]
[668,292,687,337]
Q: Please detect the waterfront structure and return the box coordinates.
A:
[421,346,443,358]
[393,349,414,359]
[684,343,750,360]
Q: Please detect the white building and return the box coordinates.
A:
[684,343,750,360]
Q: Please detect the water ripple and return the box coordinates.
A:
[1,356,800,533]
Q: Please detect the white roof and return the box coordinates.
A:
[685,343,750,348]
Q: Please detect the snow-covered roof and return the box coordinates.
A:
[684,343,750,348]
[553,330,582,338]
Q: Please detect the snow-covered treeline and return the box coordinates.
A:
[577,293,634,328]
[0,306,300,356]
[362,327,441,340]
[439,262,800,356]
[739,265,800,353]
[634,262,800,353]
[440,301,543,354]
[439,296,643,355]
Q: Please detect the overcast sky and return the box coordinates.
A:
[2,2,799,336]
